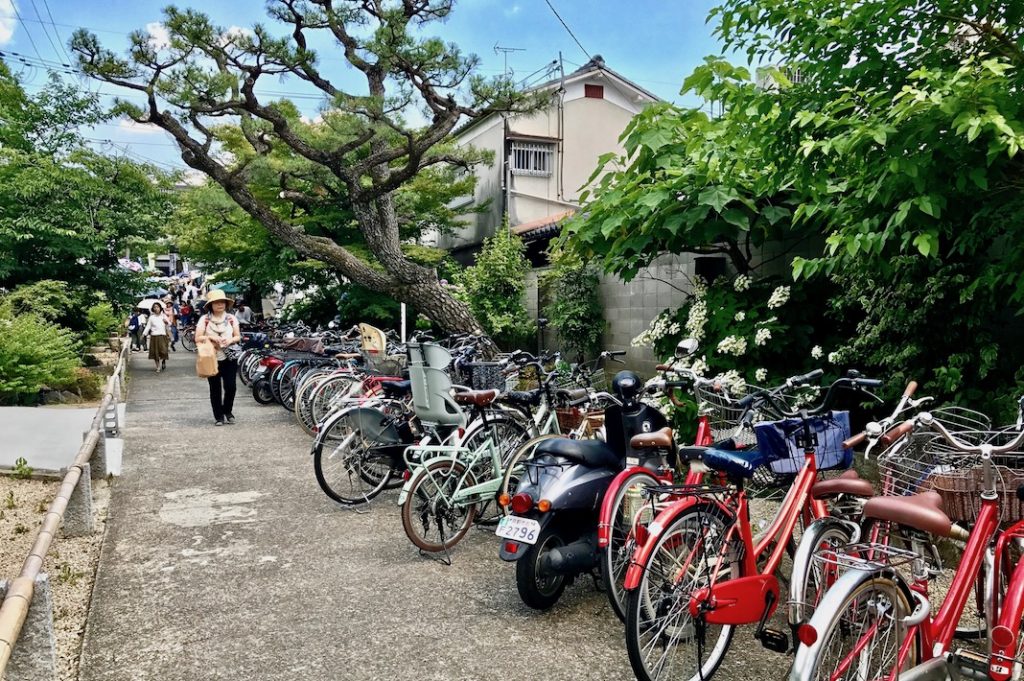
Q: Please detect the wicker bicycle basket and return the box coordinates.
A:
[556,407,605,433]
[930,466,1024,524]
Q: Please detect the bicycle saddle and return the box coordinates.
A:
[862,490,952,537]
[501,390,543,407]
[380,380,411,397]
[811,470,874,499]
[534,438,620,469]
[452,389,499,407]
[701,447,767,479]
[630,427,673,450]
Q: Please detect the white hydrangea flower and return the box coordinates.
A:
[733,274,752,292]
[716,369,746,394]
[734,311,746,322]
[716,335,748,356]
[685,299,708,341]
[689,355,709,376]
[691,276,708,298]
[811,345,823,360]
[755,328,772,346]
[669,322,681,334]
[828,351,842,365]
[755,368,768,382]
[767,285,791,309]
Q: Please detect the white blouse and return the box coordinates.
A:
[144,314,169,337]
[200,313,239,361]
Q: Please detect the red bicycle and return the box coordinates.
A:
[621,373,880,681]
[789,412,1024,681]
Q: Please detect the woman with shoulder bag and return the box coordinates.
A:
[195,289,242,426]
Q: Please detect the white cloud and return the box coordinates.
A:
[503,4,521,16]
[145,22,171,50]
[118,119,165,135]
[219,25,254,46]
[181,169,207,187]
[0,0,16,45]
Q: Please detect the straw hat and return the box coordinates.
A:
[205,289,234,309]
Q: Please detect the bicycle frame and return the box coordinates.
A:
[991,520,1024,681]
[398,434,506,508]
[623,444,829,620]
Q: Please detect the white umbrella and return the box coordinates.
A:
[137,298,162,311]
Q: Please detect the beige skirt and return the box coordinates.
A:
[148,335,170,360]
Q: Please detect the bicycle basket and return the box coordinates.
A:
[875,407,993,497]
[467,362,506,391]
[693,382,759,446]
[555,407,605,433]
[754,411,853,475]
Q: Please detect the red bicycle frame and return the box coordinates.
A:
[988,519,1024,681]
[623,445,829,624]
[597,414,713,549]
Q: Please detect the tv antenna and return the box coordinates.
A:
[494,43,526,77]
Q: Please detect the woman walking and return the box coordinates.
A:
[143,302,171,372]
[195,289,242,426]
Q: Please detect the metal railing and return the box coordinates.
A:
[0,336,130,677]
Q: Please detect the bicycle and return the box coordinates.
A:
[622,372,881,681]
[789,412,1024,681]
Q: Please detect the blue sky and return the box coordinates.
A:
[0,0,726,170]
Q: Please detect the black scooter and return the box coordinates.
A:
[498,369,676,609]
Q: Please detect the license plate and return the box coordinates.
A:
[496,516,541,545]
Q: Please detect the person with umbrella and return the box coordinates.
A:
[142,301,171,372]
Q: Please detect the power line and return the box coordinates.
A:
[38,0,73,64]
[542,0,591,63]
[9,1,45,61]
[27,0,64,63]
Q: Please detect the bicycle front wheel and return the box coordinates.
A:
[625,503,740,681]
[797,576,916,681]
[312,410,396,505]
[401,458,478,553]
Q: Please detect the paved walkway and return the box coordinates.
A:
[79,350,778,681]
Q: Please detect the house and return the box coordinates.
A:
[433,55,660,265]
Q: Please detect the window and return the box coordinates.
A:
[585,84,604,99]
[511,142,555,177]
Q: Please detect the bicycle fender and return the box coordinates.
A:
[788,517,860,627]
[597,466,659,549]
[396,455,462,506]
[789,567,911,681]
[622,496,730,591]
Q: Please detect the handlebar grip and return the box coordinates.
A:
[855,378,883,388]
[879,420,915,447]
[738,394,756,409]
[610,350,627,357]
[792,369,825,385]
[843,431,867,449]
[903,381,918,398]
[558,388,589,401]
[568,395,591,407]
[656,363,671,372]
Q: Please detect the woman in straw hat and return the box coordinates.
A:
[195,289,242,426]
[142,302,171,372]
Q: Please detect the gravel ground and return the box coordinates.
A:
[0,474,110,681]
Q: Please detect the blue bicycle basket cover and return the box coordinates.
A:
[753,410,853,475]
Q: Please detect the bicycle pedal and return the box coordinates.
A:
[949,649,988,680]
[758,627,789,653]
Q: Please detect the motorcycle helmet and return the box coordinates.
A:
[611,370,642,406]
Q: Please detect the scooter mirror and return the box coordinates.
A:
[675,338,699,358]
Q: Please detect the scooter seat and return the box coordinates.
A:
[535,437,620,469]
[702,447,767,479]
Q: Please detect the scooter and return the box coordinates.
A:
[497,368,677,609]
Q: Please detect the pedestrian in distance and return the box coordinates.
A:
[127,311,142,351]
[164,297,179,351]
[138,311,149,351]
[234,300,254,326]
[195,289,242,426]
[179,301,193,327]
[143,302,171,372]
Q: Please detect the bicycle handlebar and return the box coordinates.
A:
[920,412,1024,454]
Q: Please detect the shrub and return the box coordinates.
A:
[455,226,535,349]
[85,302,119,345]
[0,309,81,405]
[54,367,103,400]
[543,255,604,361]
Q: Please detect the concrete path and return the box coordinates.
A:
[79,350,777,681]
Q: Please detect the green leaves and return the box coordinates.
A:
[698,185,740,212]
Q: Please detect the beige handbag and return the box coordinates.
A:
[196,339,219,378]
